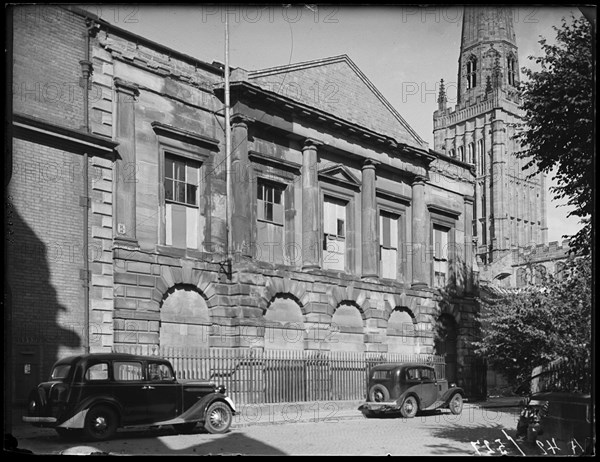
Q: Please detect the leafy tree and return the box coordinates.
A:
[473,255,592,390]
[515,15,594,255]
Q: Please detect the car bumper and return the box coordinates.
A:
[359,402,401,413]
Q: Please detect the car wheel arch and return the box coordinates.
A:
[81,399,123,427]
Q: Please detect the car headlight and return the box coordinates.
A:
[215,385,226,394]
[450,383,456,388]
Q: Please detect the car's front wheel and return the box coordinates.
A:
[203,401,232,434]
[449,393,464,415]
[400,396,418,418]
[83,405,118,441]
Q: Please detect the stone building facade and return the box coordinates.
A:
[7,5,483,403]
[433,7,549,286]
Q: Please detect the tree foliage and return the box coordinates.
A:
[515,15,594,255]
[473,255,592,388]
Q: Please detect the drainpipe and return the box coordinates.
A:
[224,15,232,278]
[79,19,95,354]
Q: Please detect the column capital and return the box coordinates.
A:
[303,138,323,150]
[362,158,380,170]
[411,175,427,186]
[230,113,254,128]
[113,77,140,97]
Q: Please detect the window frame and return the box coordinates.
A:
[377,197,407,282]
[164,154,200,208]
[320,185,355,273]
[257,178,285,226]
[466,56,478,89]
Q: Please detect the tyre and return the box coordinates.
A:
[449,393,464,415]
[83,405,118,441]
[400,395,418,418]
[369,384,390,403]
[174,422,198,434]
[203,401,233,434]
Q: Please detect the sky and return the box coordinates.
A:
[75,4,588,244]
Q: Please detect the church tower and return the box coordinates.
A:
[433,6,548,275]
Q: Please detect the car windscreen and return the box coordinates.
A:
[50,364,71,380]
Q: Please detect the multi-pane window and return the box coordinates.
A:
[256,180,286,264]
[507,56,517,86]
[433,225,449,288]
[467,57,477,89]
[165,156,198,206]
[257,181,284,225]
[380,211,399,279]
[323,196,347,271]
[164,154,201,249]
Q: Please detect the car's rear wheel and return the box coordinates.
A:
[449,393,464,415]
[400,395,418,418]
[83,405,118,441]
[203,401,232,434]
[369,384,390,403]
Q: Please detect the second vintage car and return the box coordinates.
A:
[23,353,236,441]
[358,363,464,418]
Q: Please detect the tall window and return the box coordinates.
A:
[467,142,474,164]
[380,211,399,279]
[164,155,200,249]
[256,180,285,264]
[433,225,449,288]
[449,148,456,158]
[457,146,465,162]
[466,57,477,89]
[476,139,485,175]
[507,55,517,86]
[257,181,284,224]
[323,196,347,271]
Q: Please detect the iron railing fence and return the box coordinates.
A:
[113,345,446,405]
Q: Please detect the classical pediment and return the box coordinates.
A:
[249,55,426,150]
[318,164,361,189]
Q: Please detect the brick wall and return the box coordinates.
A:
[12,5,86,129]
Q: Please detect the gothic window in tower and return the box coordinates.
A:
[467,142,474,164]
[466,56,477,89]
[457,146,465,162]
[477,139,485,175]
[507,55,517,86]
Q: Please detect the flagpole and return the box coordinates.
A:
[224,13,232,275]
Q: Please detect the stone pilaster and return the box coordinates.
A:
[411,176,429,288]
[113,77,139,245]
[361,159,379,279]
[301,138,322,270]
[464,195,474,294]
[230,114,253,257]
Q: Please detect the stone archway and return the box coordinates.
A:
[264,294,305,351]
[434,313,458,384]
[386,307,418,354]
[159,284,210,348]
[329,302,364,352]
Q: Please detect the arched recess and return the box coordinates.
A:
[386,307,418,354]
[159,284,210,348]
[329,301,364,352]
[263,294,305,351]
[434,313,458,384]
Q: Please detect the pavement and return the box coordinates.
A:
[4,396,524,446]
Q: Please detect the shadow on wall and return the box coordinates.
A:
[5,204,82,409]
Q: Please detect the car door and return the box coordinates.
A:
[144,361,179,423]
[418,367,439,409]
[111,360,148,425]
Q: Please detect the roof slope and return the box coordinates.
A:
[248,55,426,149]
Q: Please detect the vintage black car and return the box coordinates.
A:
[358,363,465,418]
[22,353,236,441]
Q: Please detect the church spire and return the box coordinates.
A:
[457,6,520,106]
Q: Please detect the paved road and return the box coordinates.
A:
[8,404,584,456]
